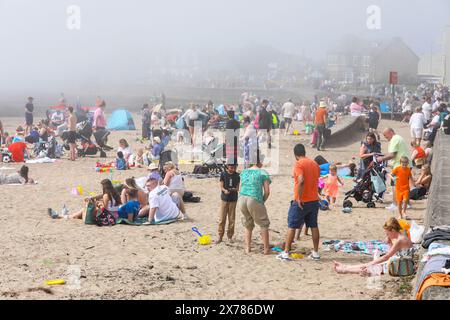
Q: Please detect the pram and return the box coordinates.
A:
[343,156,387,209]
[202,143,227,174]
[61,121,113,158]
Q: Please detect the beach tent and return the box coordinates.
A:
[107,109,136,130]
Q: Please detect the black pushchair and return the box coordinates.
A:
[202,143,227,174]
[343,156,387,209]
[61,121,113,158]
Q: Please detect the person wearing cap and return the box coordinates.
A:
[139,176,187,222]
[24,97,34,136]
[150,136,163,160]
[314,101,328,151]
[147,162,162,183]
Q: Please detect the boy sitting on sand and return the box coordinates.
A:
[116,151,127,170]
[118,188,140,222]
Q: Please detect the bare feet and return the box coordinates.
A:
[227,238,234,243]
[216,237,223,244]
[245,247,251,254]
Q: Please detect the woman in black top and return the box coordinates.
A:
[368,104,381,141]
[358,132,381,178]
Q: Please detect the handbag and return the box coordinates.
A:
[83,199,98,225]
[388,255,415,277]
[95,208,117,227]
[371,173,387,194]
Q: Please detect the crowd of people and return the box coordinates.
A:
[1,84,448,281]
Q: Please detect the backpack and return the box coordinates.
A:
[95,208,117,227]
[116,158,127,170]
[193,165,209,174]
[388,255,415,277]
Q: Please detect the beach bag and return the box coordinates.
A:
[83,199,97,225]
[371,173,386,194]
[193,165,209,174]
[423,130,431,141]
[95,208,117,227]
[388,255,415,277]
[323,128,332,139]
[305,124,314,135]
[410,221,425,244]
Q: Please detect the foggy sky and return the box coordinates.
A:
[0,0,449,93]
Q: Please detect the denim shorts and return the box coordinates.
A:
[287,200,319,229]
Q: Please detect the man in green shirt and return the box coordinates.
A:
[377,128,410,211]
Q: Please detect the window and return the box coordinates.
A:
[328,54,338,66]
[362,55,371,67]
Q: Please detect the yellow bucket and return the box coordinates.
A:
[198,235,211,245]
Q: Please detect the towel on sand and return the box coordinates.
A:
[116,217,179,226]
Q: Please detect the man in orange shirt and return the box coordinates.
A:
[277,143,321,261]
[391,156,414,220]
[314,101,328,151]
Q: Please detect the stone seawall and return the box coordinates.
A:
[414,131,450,300]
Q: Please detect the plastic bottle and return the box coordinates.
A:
[61,205,69,219]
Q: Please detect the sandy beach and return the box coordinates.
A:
[0,115,426,300]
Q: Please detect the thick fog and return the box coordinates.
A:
[0,0,449,94]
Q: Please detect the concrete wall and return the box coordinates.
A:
[414,131,450,299]
[325,116,366,146]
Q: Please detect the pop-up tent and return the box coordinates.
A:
[107,109,136,130]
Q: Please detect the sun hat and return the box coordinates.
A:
[153,136,161,144]
[148,163,159,170]
[319,101,328,108]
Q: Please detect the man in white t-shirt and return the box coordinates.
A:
[144,177,187,223]
[421,97,432,123]
[432,97,441,112]
[281,99,296,135]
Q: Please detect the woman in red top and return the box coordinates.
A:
[410,141,426,167]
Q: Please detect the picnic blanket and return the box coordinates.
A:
[323,240,390,255]
[116,217,179,226]
[26,157,56,164]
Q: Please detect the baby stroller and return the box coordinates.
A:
[62,121,112,158]
[343,156,387,209]
[202,143,227,174]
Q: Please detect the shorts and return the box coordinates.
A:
[67,131,77,144]
[410,127,423,139]
[284,117,292,124]
[396,190,409,203]
[287,200,319,229]
[369,121,379,130]
[238,195,270,230]
[25,113,33,126]
[188,119,197,127]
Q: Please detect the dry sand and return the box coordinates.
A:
[0,115,426,300]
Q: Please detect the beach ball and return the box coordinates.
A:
[198,235,212,245]
[293,130,300,136]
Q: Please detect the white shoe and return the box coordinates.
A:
[308,251,320,260]
[385,203,397,211]
[276,252,291,261]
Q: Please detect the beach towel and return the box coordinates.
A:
[26,157,56,164]
[322,240,390,255]
[116,217,178,226]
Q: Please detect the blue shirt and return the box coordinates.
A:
[118,200,140,219]
[152,143,163,157]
